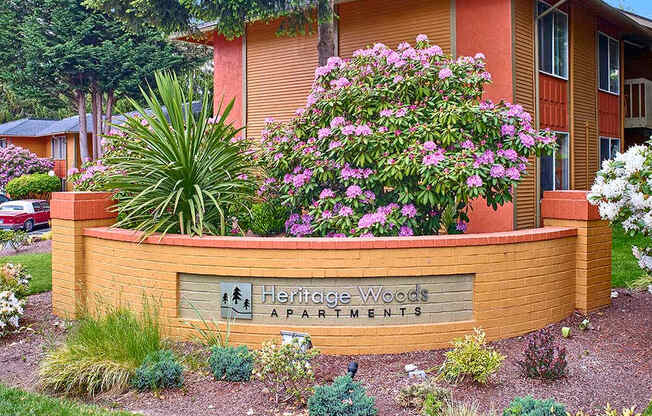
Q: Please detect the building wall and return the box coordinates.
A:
[512,0,538,229]
[213,33,244,128]
[7,137,47,157]
[338,0,452,57]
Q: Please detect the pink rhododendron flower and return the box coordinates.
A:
[330,117,346,128]
[416,34,429,42]
[438,67,453,79]
[423,141,436,151]
[519,132,535,148]
[490,164,506,178]
[319,188,335,199]
[399,226,414,236]
[506,167,521,180]
[380,109,394,117]
[501,124,516,136]
[346,185,363,198]
[401,204,417,218]
[355,124,372,136]
[318,127,332,139]
[466,175,483,187]
[342,125,356,135]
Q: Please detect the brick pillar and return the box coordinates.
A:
[50,192,117,318]
[541,190,612,313]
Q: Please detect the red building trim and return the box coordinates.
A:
[539,73,569,131]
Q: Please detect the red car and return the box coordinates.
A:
[0,200,50,232]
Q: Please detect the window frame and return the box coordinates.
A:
[0,138,6,148]
[540,131,570,192]
[597,31,620,95]
[537,0,569,80]
[599,136,621,162]
[51,135,66,160]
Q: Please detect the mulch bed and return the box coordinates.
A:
[1,291,650,416]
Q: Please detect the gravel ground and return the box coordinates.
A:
[1,291,650,416]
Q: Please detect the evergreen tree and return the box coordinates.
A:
[243,299,250,310]
[232,286,242,305]
[0,0,208,161]
[84,0,337,66]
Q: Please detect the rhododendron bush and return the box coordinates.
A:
[0,144,53,189]
[589,143,652,274]
[260,35,557,237]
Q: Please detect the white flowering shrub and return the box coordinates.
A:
[0,290,25,336]
[0,263,32,299]
[588,143,652,273]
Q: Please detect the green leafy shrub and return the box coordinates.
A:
[503,396,566,416]
[237,200,289,236]
[569,404,643,416]
[0,144,53,188]
[396,379,450,411]
[99,72,256,238]
[0,230,33,251]
[260,36,557,237]
[132,349,183,391]
[208,345,253,382]
[308,375,377,416]
[253,338,319,404]
[438,328,505,384]
[39,302,161,396]
[6,173,61,199]
[0,263,32,299]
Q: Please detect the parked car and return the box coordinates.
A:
[0,200,50,232]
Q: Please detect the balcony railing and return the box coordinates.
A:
[625,78,652,129]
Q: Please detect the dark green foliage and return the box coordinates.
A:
[6,173,61,199]
[239,201,289,236]
[132,350,183,391]
[517,329,567,380]
[208,345,253,382]
[503,396,566,416]
[308,375,377,416]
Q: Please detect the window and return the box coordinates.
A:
[51,136,66,160]
[0,138,6,148]
[598,32,620,94]
[600,137,621,163]
[538,1,568,79]
[540,132,570,192]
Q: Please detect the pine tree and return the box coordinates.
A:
[0,0,207,161]
[243,298,250,310]
[222,292,229,304]
[232,286,242,305]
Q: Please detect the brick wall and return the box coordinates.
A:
[51,191,611,355]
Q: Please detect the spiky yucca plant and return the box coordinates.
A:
[104,71,255,238]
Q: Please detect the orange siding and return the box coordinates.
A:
[512,0,537,229]
[539,74,569,131]
[569,3,598,190]
[245,20,318,138]
[338,0,451,58]
[598,91,620,138]
[7,137,48,157]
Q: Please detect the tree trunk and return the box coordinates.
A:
[317,0,336,66]
[103,89,114,135]
[76,89,89,165]
[91,87,99,160]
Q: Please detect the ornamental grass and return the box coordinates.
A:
[39,301,161,396]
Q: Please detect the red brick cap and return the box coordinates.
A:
[83,226,577,250]
[50,192,117,221]
[541,190,601,221]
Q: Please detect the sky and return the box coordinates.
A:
[606,0,652,19]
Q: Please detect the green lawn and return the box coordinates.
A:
[0,253,52,294]
[0,384,135,416]
[611,226,647,288]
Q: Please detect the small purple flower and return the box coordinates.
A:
[329,141,342,150]
[318,127,332,139]
[346,185,363,198]
[399,226,414,237]
[380,109,394,117]
[331,77,351,89]
[401,204,417,218]
[416,34,429,42]
[439,67,453,79]
[460,140,475,150]
[490,164,506,178]
[319,188,335,199]
[423,141,436,151]
[456,221,468,232]
[339,206,353,217]
[501,124,516,137]
[330,117,346,128]
[355,124,373,136]
[342,125,356,135]
[466,175,483,188]
[363,190,376,201]
[519,132,535,148]
[321,210,333,219]
[423,150,445,166]
[506,167,521,180]
[393,75,404,83]
[395,108,408,118]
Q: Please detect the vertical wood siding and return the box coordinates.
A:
[245,21,318,138]
[570,3,598,189]
[598,91,620,138]
[512,0,537,229]
[539,74,569,131]
[338,0,451,58]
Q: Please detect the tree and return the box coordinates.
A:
[222,292,229,304]
[232,286,242,305]
[243,298,250,310]
[84,0,337,66]
[0,0,208,161]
